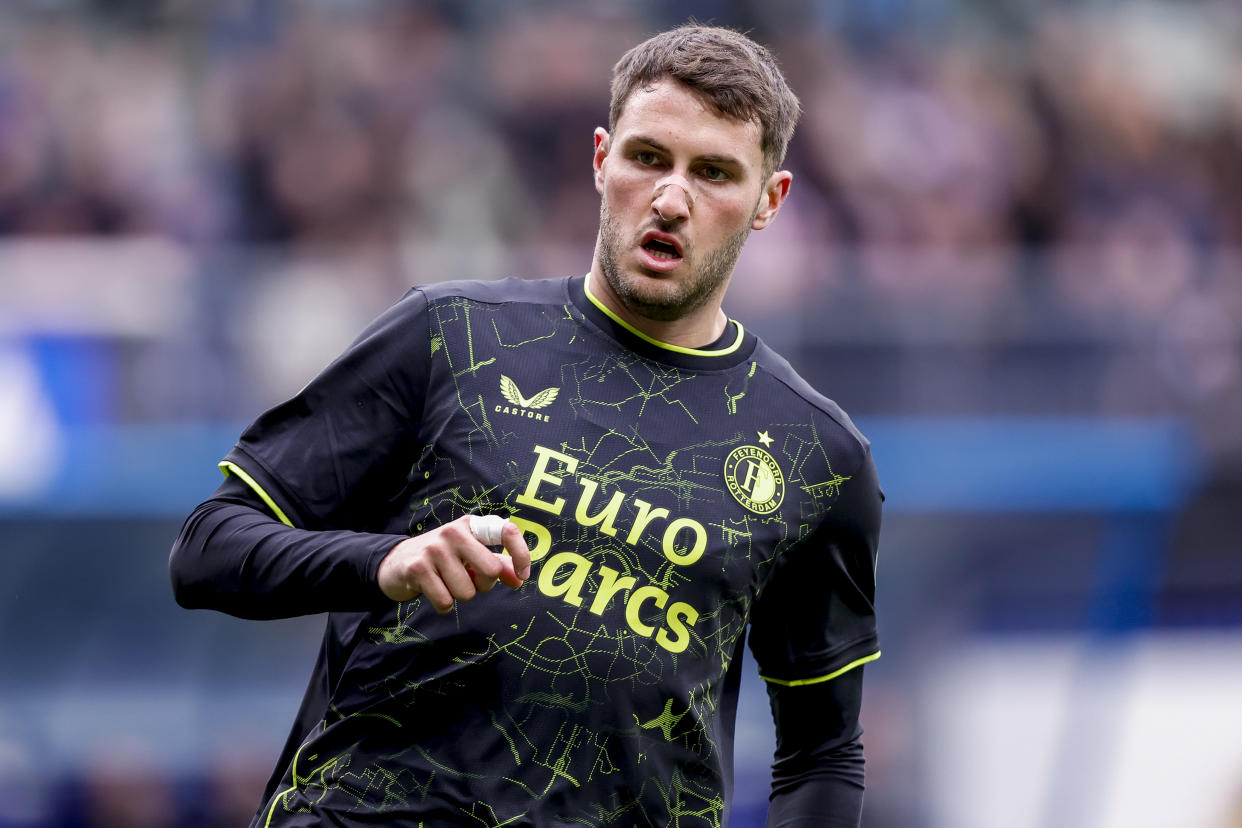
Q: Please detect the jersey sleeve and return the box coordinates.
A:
[747,445,882,686]
[222,287,432,532]
[169,288,434,619]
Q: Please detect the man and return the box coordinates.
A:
[171,23,881,828]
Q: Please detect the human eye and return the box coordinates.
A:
[634,150,660,166]
[699,165,730,182]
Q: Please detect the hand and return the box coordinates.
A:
[377,515,531,611]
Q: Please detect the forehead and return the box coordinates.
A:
[613,79,764,167]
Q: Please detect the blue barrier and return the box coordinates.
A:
[0,417,1203,516]
[863,416,1201,513]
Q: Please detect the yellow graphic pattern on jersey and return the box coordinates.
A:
[285,294,858,828]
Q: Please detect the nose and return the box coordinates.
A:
[652,175,694,222]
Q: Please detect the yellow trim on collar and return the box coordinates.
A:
[219,460,295,528]
[759,651,881,687]
[583,272,745,357]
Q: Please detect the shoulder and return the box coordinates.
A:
[750,338,871,467]
[417,276,571,307]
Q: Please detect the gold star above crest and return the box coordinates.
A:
[757,430,774,448]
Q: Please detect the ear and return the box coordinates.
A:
[593,127,610,194]
[751,170,793,230]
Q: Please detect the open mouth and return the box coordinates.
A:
[643,239,680,260]
[640,231,684,263]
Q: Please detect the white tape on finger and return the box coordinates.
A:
[469,514,510,546]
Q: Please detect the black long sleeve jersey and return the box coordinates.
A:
[172,274,882,827]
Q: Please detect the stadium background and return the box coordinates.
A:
[1,0,1240,825]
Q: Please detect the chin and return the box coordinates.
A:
[629,299,685,323]
[618,277,702,322]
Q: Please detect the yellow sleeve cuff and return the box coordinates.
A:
[759,650,881,687]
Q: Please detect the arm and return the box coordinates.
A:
[765,666,867,828]
[749,445,883,827]
[168,287,529,620]
[169,474,402,619]
[170,472,531,620]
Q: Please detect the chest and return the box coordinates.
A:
[416,307,838,600]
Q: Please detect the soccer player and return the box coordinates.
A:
[171,24,882,828]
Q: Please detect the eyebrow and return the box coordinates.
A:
[625,134,746,170]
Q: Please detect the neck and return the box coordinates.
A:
[585,265,730,350]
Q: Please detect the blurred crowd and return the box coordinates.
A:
[1,0,1237,445]
[0,2,1239,316]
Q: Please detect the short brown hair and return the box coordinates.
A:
[609,24,802,177]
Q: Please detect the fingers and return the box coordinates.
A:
[377,534,469,610]
[500,520,531,584]
[493,554,520,590]
[467,514,530,588]
[468,514,508,546]
[377,516,531,612]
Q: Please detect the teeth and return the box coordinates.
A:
[644,241,680,260]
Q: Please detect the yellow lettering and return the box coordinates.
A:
[625,585,668,637]
[661,517,707,566]
[516,445,579,515]
[509,515,552,562]
[538,551,592,607]
[626,499,670,546]
[589,565,637,615]
[657,602,700,654]
[575,479,625,537]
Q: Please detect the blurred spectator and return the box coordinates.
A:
[78,739,178,828]
[1,2,1236,262]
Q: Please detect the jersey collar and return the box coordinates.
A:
[569,274,757,371]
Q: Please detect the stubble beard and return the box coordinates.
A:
[596,200,752,323]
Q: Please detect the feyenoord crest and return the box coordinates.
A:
[723,445,785,515]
